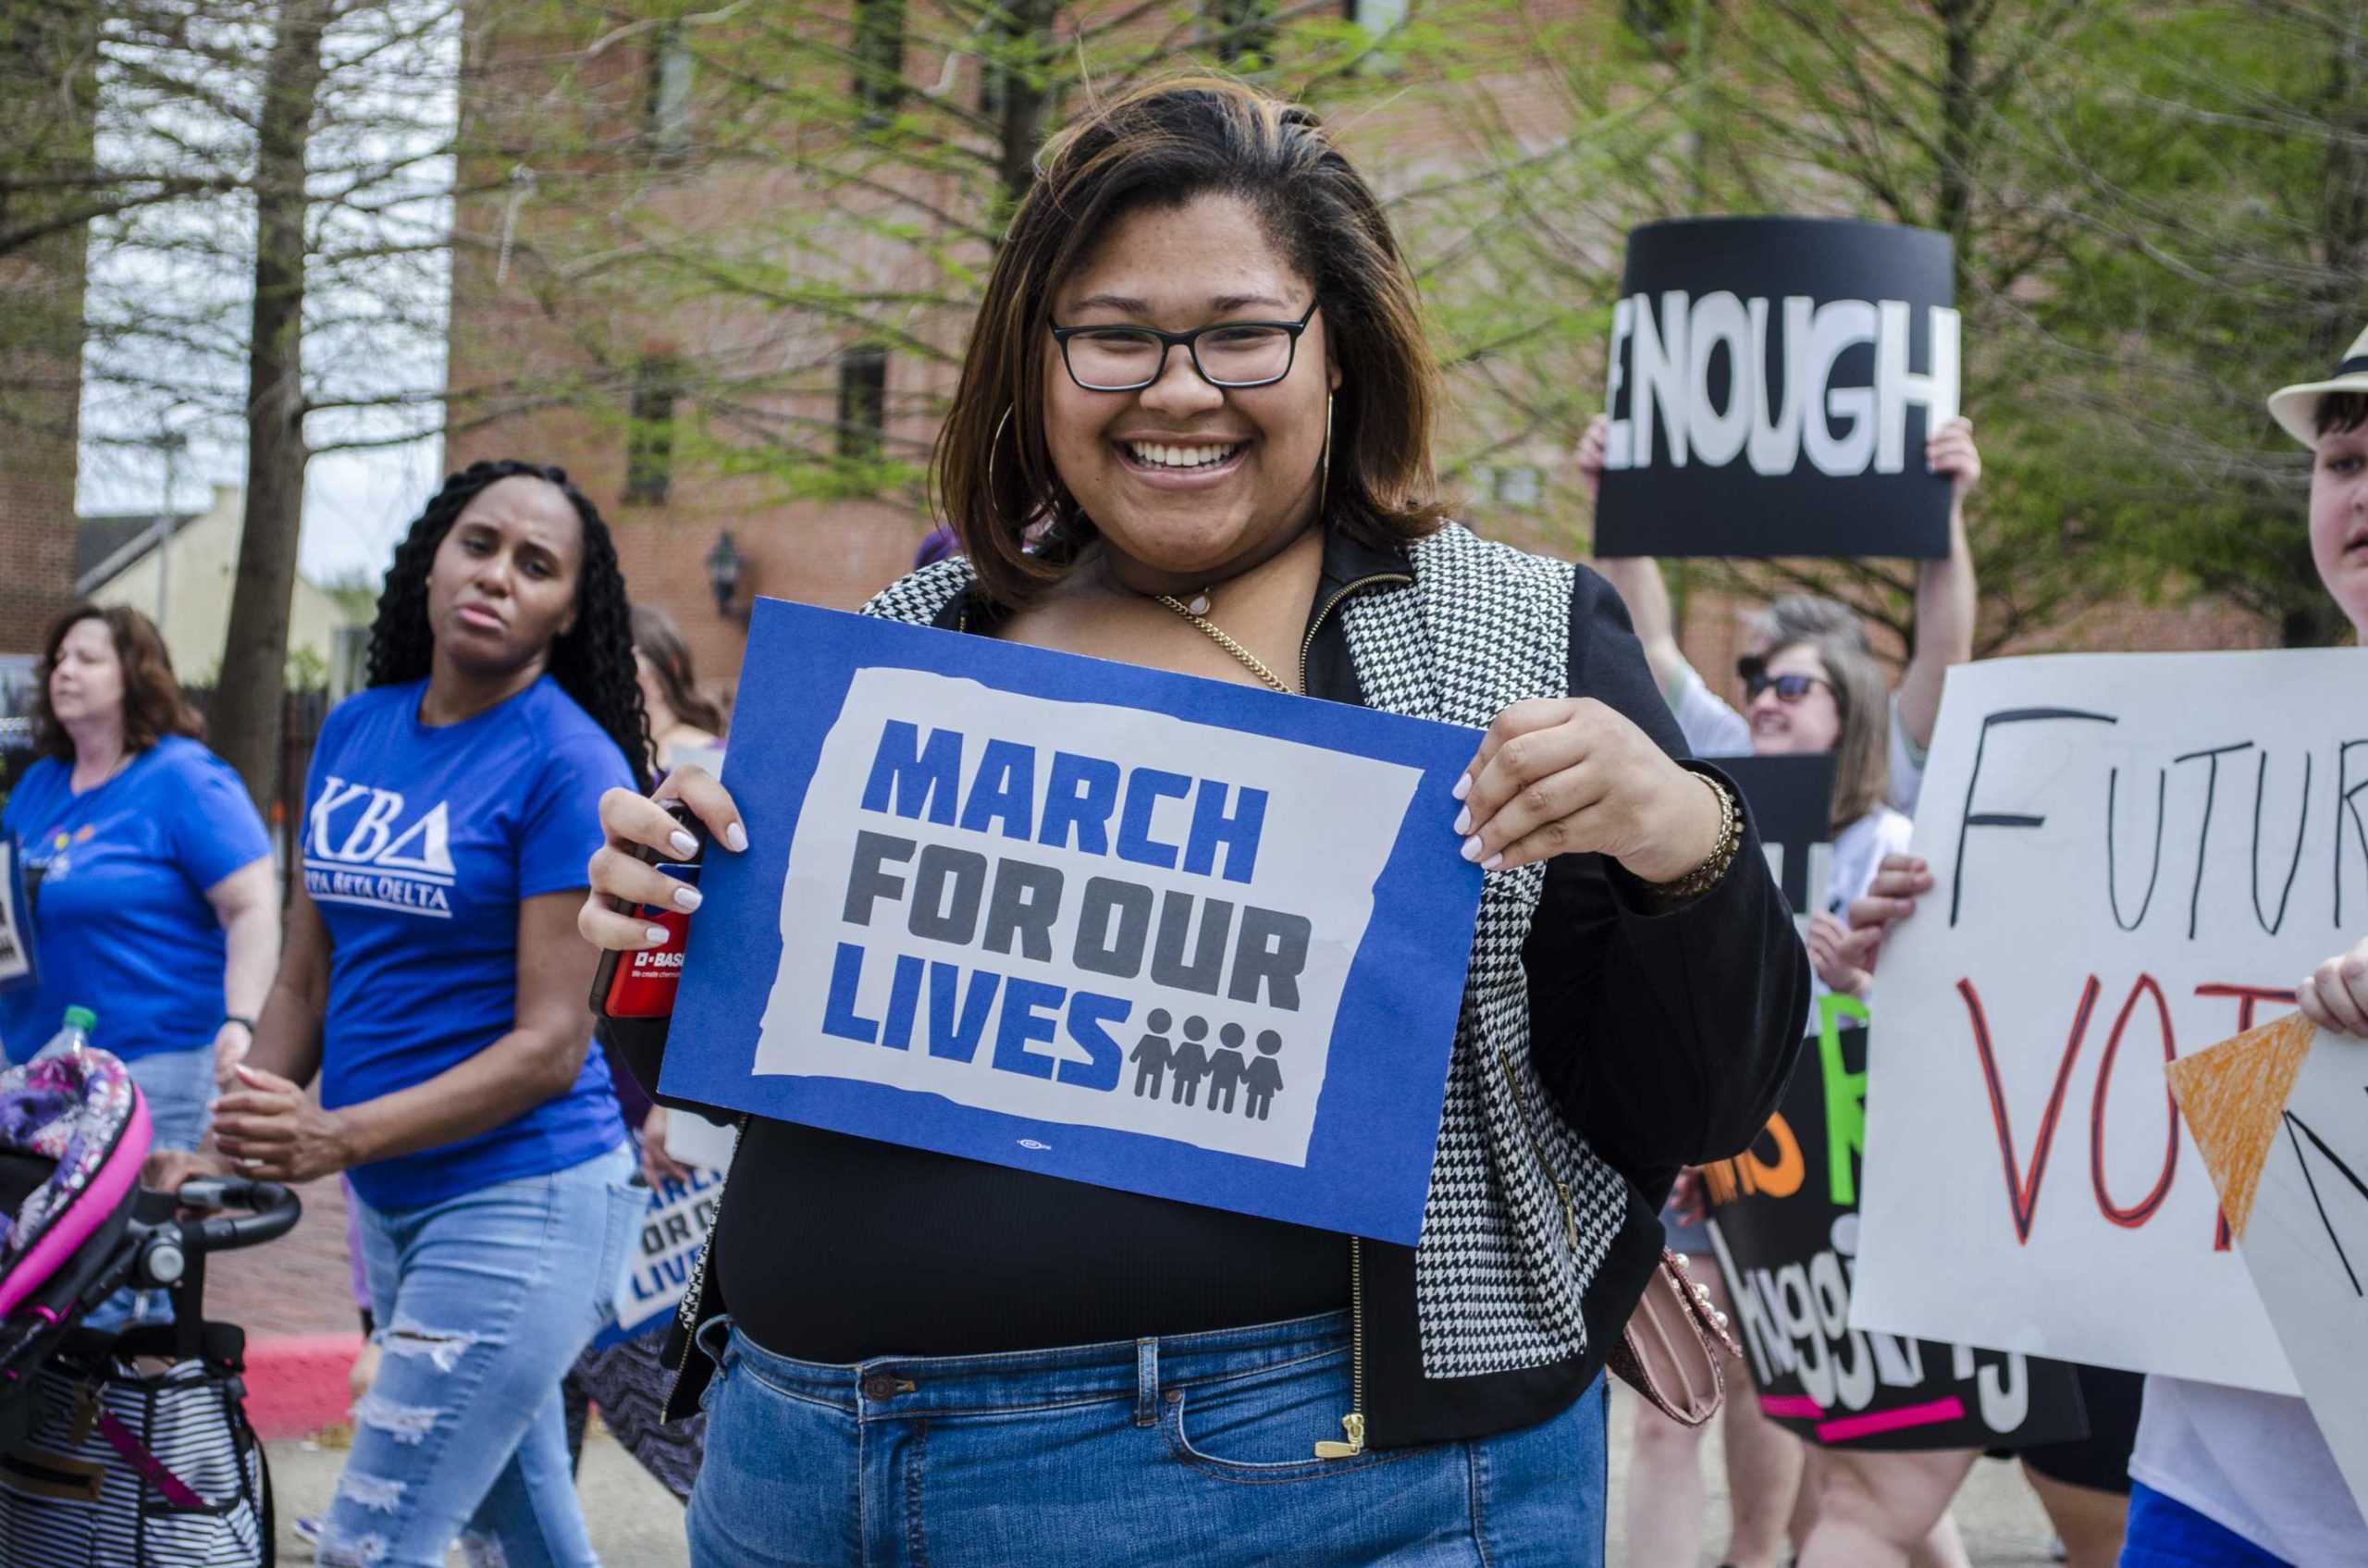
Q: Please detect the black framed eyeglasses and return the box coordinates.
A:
[1048,299,1320,392]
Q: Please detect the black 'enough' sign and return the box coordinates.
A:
[1595,216,1958,561]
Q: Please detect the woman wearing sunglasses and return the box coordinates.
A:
[1576,420,1971,1568]
[1626,631,1932,1568]
[1582,414,1980,821]
[1739,636,1913,975]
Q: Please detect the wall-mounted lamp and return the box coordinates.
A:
[705,528,748,623]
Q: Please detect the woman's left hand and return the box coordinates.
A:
[1807,912,1872,998]
[211,1021,253,1091]
[2298,935,2368,1038]
[1455,698,1721,882]
[212,1064,356,1182]
[1927,414,1981,504]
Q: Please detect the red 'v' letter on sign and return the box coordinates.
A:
[1959,975,2103,1243]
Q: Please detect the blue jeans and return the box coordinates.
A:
[131,1043,219,1151]
[317,1143,638,1568]
[2119,1482,2294,1567]
[686,1309,1610,1567]
[84,1044,216,1333]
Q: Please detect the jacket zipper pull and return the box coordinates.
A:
[1316,1236,1369,1458]
[1314,1412,1366,1459]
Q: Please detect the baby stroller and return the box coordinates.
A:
[0,1043,301,1565]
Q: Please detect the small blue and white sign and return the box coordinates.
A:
[662,599,1486,1244]
[596,1166,723,1347]
[0,842,35,994]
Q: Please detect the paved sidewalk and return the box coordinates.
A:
[268,1424,691,1566]
[202,1170,369,1438]
[209,1170,362,1340]
[1606,1386,2064,1566]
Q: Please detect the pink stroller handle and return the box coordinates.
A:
[0,1090,152,1320]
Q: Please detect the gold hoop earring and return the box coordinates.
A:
[1316,391,1333,525]
[987,405,1013,512]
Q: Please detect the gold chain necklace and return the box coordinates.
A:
[1153,590,1291,694]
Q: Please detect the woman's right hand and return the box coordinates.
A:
[577,766,748,953]
[637,1106,695,1189]
[1839,852,1938,978]
[143,1146,232,1197]
[1669,1166,1709,1227]
[1576,414,1609,506]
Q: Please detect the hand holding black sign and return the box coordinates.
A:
[1594,216,1961,560]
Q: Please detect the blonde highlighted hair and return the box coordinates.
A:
[1773,633,1892,833]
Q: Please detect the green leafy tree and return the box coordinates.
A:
[1635,0,2162,654]
[1,0,621,797]
[1577,0,2365,652]
[443,1,1659,542]
[2030,0,2368,647]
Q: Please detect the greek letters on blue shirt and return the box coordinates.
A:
[0,736,269,1065]
[307,677,630,1210]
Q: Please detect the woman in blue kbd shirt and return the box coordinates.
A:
[155,460,652,1568]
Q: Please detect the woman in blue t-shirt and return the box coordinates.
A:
[154,461,651,1568]
[1,605,278,1157]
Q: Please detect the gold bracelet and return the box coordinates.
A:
[1646,770,1741,903]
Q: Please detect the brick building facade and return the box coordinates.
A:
[441,6,943,713]
[0,7,98,658]
[439,2,1614,714]
[0,336,82,658]
[0,196,89,659]
[441,2,2274,722]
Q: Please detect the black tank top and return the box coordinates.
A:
[711,1120,1348,1362]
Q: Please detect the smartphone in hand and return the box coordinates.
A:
[589,799,706,1023]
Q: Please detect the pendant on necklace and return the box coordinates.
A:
[1184,590,1212,616]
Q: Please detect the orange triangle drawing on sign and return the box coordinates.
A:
[2166,1013,2319,1241]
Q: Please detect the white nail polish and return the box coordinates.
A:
[672,884,703,912]
[1451,774,1471,802]
[669,830,698,858]
[645,925,672,945]
[1453,806,1472,835]
[1461,835,1484,863]
[724,822,749,853]
[1482,853,1504,872]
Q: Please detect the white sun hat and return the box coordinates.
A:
[2268,324,2368,447]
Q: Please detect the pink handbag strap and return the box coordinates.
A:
[94,1410,209,1511]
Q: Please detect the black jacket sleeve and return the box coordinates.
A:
[1523,565,1811,1176]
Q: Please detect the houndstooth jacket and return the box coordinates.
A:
[634,521,1808,1446]
[866,524,1794,1398]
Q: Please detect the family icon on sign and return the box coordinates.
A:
[1128,1011,1286,1120]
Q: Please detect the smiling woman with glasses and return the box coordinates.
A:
[583,76,1808,1568]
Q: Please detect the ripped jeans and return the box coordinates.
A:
[319,1143,638,1568]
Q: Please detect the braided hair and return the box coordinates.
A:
[365,459,653,791]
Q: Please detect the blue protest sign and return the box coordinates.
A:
[661,599,1486,1244]
[0,842,35,994]
[594,1166,723,1349]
